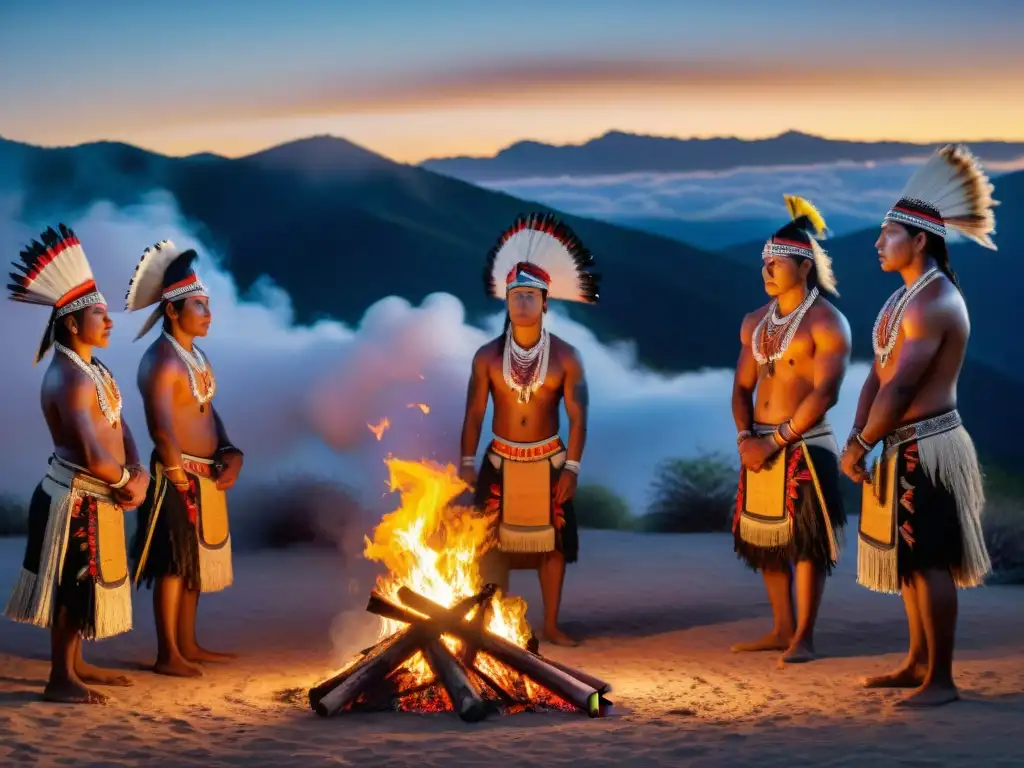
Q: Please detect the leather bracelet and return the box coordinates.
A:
[111,467,131,490]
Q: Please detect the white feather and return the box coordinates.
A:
[489,229,583,302]
[125,241,183,310]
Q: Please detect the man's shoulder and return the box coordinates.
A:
[473,338,502,364]
[549,332,579,358]
[139,338,186,380]
[740,304,770,340]
[906,275,964,325]
[809,296,848,328]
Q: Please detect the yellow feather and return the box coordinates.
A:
[783,194,828,239]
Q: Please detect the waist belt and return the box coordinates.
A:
[883,410,962,453]
[181,453,216,478]
[753,421,833,441]
[488,436,565,462]
[46,455,116,501]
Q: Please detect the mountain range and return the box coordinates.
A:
[1,133,1021,469]
[421,130,1024,182]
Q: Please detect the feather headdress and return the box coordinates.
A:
[7,224,107,363]
[484,213,600,304]
[884,144,998,250]
[125,240,208,340]
[762,195,838,295]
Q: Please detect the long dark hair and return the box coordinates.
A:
[903,224,961,292]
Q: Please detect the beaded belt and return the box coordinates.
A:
[883,410,962,453]
[181,454,216,478]
[488,436,564,462]
[753,420,833,440]
[47,455,115,501]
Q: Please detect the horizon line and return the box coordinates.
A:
[5,127,1024,167]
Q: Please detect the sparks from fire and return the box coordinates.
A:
[408,403,430,414]
[368,417,391,440]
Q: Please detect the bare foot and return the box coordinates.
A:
[43,677,108,704]
[542,627,580,647]
[779,640,817,665]
[153,656,204,678]
[895,682,960,708]
[181,645,238,663]
[862,663,927,689]
[76,662,133,687]
[731,632,792,653]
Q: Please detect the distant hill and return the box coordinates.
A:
[610,213,871,250]
[2,133,1019,467]
[421,130,1024,183]
[1,134,762,374]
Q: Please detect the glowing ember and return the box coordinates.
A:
[367,417,391,441]
[407,403,430,414]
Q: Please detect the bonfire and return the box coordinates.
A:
[308,458,611,721]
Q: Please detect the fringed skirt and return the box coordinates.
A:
[733,423,846,575]
[857,410,990,594]
[4,456,133,640]
[131,452,233,594]
[474,436,579,565]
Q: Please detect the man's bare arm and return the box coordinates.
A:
[211,406,236,450]
[122,418,142,467]
[140,359,185,475]
[61,378,126,484]
[852,364,881,432]
[732,313,760,434]
[460,348,491,459]
[562,347,588,463]
[860,301,945,446]
[790,310,852,435]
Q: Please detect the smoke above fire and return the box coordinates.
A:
[0,191,871,529]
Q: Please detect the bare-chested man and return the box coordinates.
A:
[841,145,995,707]
[125,241,243,677]
[731,196,851,665]
[460,213,599,648]
[5,225,150,703]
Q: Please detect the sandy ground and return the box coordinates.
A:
[1,528,1022,768]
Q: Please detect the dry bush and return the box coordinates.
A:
[983,494,1024,585]
[637,452,737,533]
[0,495,28,537]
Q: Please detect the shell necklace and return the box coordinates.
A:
[163,332,216,411]
[503,326,551,404]
[873,267,941,368]
[54,342,123,427]
[751,287,819,376]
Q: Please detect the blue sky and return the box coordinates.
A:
[2,0,1022,161]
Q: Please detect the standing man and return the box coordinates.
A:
[5,224,149,703]
[842,145,995,707]
[731,196,851,664]
[460,213,599,647]
[126,241,243,678]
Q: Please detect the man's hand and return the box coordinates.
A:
[554,470,578,506]
[116,466,151,510]
[458,464,477,490]
[215,450,244,491]
[739,435,781,472]
[840,441,872,484]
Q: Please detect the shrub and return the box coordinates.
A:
[983,493,1024,585]
[637,452,737,533]
[573,484,632,530]
[0,495,28,537]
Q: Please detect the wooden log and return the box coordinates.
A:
[540,658,612,695]
[308,631,398,711]
[396,587,602,717]
[422,638,491,722]
[313,588,494,716]
[315,627,424,717]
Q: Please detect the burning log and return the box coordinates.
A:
[310,584,610,720]
[395,586,601,717]
[422,638,491,723]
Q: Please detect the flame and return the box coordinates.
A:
[361,457,544,704]
[368,417,391,441]
[407,403,430,414]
